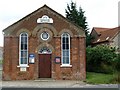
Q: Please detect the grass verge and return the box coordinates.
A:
[86,72,119,84]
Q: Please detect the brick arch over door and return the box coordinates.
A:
[32,24,58,37]
[35,43,54,78]
[35,43,54,53]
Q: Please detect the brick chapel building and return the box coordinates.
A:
[2,5,86,80]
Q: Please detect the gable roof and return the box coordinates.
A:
[92,26,120,44]
[3,4,85,36]
[93,27,112,35]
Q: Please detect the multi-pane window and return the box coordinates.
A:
[61,33,70,65]
[19,33,28,66]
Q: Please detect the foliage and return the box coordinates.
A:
[65,1,88,32]
[113,53,120,83]
[86,34,93,47]
[86,72,119,84]
[86,45,117,73]
[114,53,120,72]
[65,1,92,46]
[0,60,2,64]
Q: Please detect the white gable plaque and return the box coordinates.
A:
[37,15,53,23]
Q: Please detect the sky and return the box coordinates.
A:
[0,0,119,46]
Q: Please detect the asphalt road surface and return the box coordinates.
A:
[1,80,119,88]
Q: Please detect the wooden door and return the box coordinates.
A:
[39,54,51,78]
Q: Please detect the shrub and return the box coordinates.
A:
[86,45,117,74]
[113,53,120,83]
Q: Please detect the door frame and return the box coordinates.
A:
[38,53,52,78]
[38,47,52,78]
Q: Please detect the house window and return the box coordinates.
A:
[61,33,70,65]
[19,33,28,66]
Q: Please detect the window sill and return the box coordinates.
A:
[17,65,29,68]
[60,64,72,67]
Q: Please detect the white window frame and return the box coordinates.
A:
[18,33,29,67]
[61,33,71,67]
[41,32,50,41]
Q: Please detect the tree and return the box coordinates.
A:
[65,2,88,33]
[65,1,88,32]
[65,1,91,46]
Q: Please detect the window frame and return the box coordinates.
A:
[19,33,28,67]
[41,31,50,41]
[61,33,71,66]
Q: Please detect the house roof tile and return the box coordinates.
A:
[92,26,120,44]
[93,27,112,35]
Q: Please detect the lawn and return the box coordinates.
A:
[86,72,119,84]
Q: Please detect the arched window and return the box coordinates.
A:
[19,33,28,66]
[61,33,70,65]
[39,47,52,54]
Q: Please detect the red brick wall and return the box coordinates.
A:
[3,36,86,81]
[79,37,86,80]
[3,6,86,81]
[3,37,11,80]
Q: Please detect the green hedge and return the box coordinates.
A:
[86,45,119,74]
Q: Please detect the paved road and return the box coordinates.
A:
[1,80,119,88]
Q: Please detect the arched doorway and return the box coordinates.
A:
[38,47,52,78]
